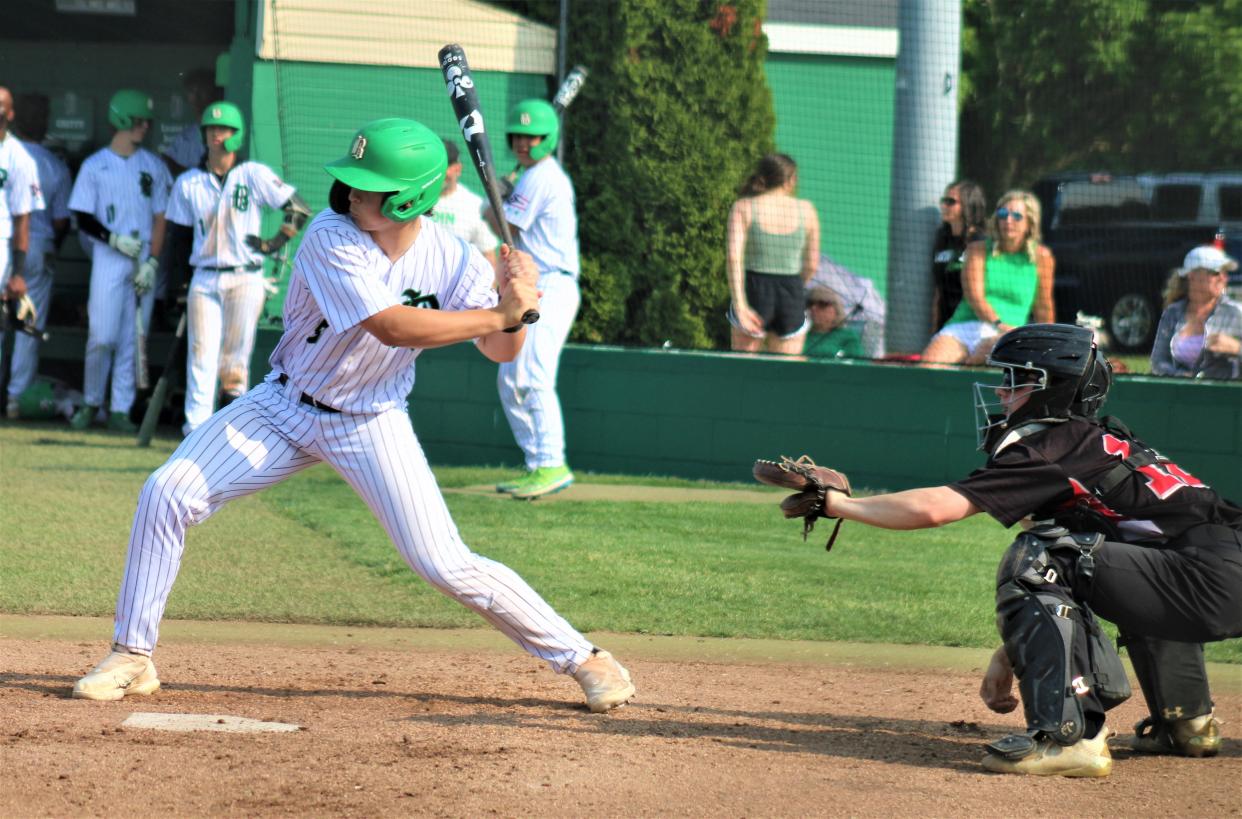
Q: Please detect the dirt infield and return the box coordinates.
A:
[2,618,1239,817]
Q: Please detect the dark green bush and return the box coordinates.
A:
[563,0,775,348]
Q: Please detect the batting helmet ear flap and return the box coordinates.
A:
[329,180,352,215]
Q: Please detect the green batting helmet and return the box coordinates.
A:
[200,101,246,152]
[108,89,155,130]
[17,380,58,420]
[506,98,559,161]
[324,118,447,223]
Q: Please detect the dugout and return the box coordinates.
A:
[1,0,557,405]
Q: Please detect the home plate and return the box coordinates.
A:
[122,713,301,733]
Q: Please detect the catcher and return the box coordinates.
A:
[754,323,1242,778]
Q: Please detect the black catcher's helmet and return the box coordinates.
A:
[974,323,1113,452]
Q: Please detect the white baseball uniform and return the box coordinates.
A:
[68,146,172,414]
[0,132,43,290]
[6,140,70,402]
[498,157,580,469]
[431,183,498,256]
[167,161,296,434]
[111,212,596,676]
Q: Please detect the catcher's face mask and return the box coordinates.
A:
[973,365,1047,452]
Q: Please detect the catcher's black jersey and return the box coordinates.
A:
[950,418,1242,543]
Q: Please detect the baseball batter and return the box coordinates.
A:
[72,118,636,714]
[165,101,308,435]
[68,89,172,432]
[486,99,579,499]
[6,93,71,418]
[430,139,498,269]
[0,86,43,313]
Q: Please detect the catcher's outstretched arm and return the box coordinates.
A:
[826,485,980,530]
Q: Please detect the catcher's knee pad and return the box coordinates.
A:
[995,526,1125,744]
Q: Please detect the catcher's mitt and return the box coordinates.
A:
[753,455,852,550]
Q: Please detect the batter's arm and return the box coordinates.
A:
[362,273,537,350]
[823,485,981,530]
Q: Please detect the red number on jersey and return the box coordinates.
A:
[1101,433,1205,500]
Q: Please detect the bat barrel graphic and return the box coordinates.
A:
[438,43,539,329]
[552,66,588,114]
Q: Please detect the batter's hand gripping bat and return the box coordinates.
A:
[438,43,539,330]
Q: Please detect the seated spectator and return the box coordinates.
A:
[1150,246,1241,379]
[931,179,987,332]
[921,190,1055,365]
[802,286,864,360]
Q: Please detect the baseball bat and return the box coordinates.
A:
[136,309,187,447]
[134,291,150,391]
[438,43,539,329]
[552,65,589,114]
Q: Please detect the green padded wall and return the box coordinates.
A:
[249,331,1242,501]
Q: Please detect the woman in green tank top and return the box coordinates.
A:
[726,154,821,354]
[922,189,1055,364]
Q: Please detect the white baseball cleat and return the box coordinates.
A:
[573,648,636,713]
[72,647,161,701]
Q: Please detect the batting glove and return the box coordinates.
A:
[108,231,144,259]
[15,294,38,325]
[132,256,158,296]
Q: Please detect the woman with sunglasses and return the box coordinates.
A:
[930,180,988,331]
[922,189,1055,364]
[1150,246,1242,379]
[726,153,821,354]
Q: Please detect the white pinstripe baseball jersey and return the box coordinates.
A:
[502,157,578,277]
[23,142,71,253]
[68,146,171,243]
[431,184,498,255]
[0,133,44,240]
[266,211,497,414]
[166,161,296,268]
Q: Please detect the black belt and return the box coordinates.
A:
[202,264,262,272]
[277,374,340,413]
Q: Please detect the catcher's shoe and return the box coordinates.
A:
[510,465,574,500]
[981,728,1113,778]
[72,647,161,701]
[573,649,635,713]
[1130,712,1221,758]
[495,469,532,494]
[70,404,98,430]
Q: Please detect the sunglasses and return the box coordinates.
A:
[996,207,1024,222]
[807,300,836,309]
[940,196,958,206]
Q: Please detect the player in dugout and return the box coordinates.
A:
[758,323,1241,777]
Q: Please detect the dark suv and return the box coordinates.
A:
[1033,173,1242,351]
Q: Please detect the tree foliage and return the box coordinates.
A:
[559,0,775,348]
[961,0,1242,196]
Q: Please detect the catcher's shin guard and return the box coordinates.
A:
[994,526,1118,746]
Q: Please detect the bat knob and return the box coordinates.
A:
[520,309,540,326]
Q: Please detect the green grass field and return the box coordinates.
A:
[1,422,1235,663]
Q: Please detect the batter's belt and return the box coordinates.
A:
[277,373,340,413]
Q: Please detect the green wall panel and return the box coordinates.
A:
[766,53,896,297]
[249,331,1241,500]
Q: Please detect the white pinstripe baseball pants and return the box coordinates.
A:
[498,271,580,469]
[183,268,267,434]
[112,380,596,674]
[83,246,154,413]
